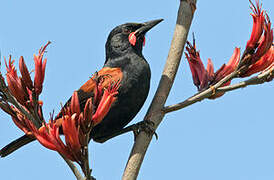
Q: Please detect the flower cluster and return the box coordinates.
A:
[28,81,119,162]
[5,44,48,104]
[185,0,273,98]
[1,42,50,133]
[185,41,240,92]
[0,42,120,163]
[240,0,273,76]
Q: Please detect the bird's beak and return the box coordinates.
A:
[135,19,163,35]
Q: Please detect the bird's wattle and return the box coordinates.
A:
[128,32,146,47]
[129,32,137,46]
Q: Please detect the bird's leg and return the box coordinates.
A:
[93,120,158,143]
[131,120,158,141]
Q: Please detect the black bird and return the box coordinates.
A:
[0,19,163,157]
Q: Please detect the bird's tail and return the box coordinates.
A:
[0,135,35,158]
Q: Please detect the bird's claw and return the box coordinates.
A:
[132,120,158,141]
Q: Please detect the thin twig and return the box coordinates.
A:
[59,153,85,180]
[163,71,238,113]
[122,1,197,179]
[217,67,274,92]
[81,134,92,180]
[163,67,273,114]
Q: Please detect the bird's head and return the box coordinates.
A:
[105,19,163,59]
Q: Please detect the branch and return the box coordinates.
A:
[59,153,85,180]
[122,1,197,179]
[163,66,273,114]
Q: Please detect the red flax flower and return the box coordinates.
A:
[185,0,273,99]
[242,45,274,77]
[185,40,240,94]
[240,0,273,75]
[246,0,265,51]
[19,56,33,90]
[213,48,240,84]
[1,42,119,162]
[11,107,33,135]
[34,41,50,95]
[92,81,120,125]
[185,40,209,91]
[31,119,78,161]
[252,15,273,62]
[1,43,50,137]
[22,93,85,162]
[206,49,240,99]
[3,42,50,107]
[28,80,120,162]
[0,103,37,136]
[5,56,28,105]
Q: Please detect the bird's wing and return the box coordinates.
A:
[59,67,123,117]
[80,67,123,93]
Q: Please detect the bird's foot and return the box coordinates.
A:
[132,120,158,141]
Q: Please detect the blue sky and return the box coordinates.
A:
[0,0,273,179]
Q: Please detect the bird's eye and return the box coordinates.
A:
[123,27,131,34]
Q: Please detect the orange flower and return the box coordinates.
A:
[206,58,214,82]
[12,116,32,135]
[3,42,50,106]
[34,41,50,95]
[242,46,274,77]
[34,121,78,162]
[5,56,27,105]
[70,91,81,115]
[92,81,120,125]
[252,15,273,62]
[19,56,33,90]
[185,0,273,97]
[213,48,240,83]
[28,80,120,162]
[61,114,82,160]
[185,41,209,91]
[246,0,265,51]
[185,39,240,98]
[241,0,273,68]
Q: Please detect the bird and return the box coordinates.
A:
[0,19,163,157]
